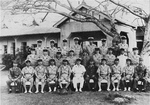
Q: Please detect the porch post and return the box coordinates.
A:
[14,37,18,55]
[44,36,47,48]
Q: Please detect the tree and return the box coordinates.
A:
[1,0,150,56]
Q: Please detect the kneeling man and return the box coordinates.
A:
[22,60,35,93]
[72,58,86,92]
[35,59,47,93]
[97,58,111,91]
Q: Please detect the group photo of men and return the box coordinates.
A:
[7,36,150,94]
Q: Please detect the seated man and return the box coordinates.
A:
[22,60,35,93]
[40,49,51,67]
[47,59,58,92]
[97,58,111,91]
[111,58,122,91]
[133,57,148,91]
[85,59,98,91]
[105,48,116,66]
[7,61,22,92]
[122,59,134,91]
[72,58,86,92]
[35,59,47,93]
[66,50,77,68]
[58,59,71,89]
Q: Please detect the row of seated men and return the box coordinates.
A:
[7,55,148,93]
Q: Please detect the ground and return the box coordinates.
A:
[0,71,150,105]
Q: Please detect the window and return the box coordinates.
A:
[4,45,7,54]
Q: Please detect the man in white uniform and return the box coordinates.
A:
[72,58,86,92]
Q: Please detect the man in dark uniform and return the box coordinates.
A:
[85,59,98,91]
[133,57,148,91]
[86,37,96,57]
[7,61,22,92]
[99,38,108,56]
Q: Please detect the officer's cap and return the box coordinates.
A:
[63,59,68,62]
[76,58,82,62]
[126,58,132,62]
[37,40,42,43]
[30,48,35,51]
[101,58,107,62]
[120,48,125,51]
[56,51,62,55]
[43,49,48,52]
[50,40,55,43]
[37,59,43,62]
[132,47,138,51]
[108,47,113,51]
[114,58,119,61]
[69,50,74,53]
[12,60,18,64]
[25,60,31,63]
[95,48,100,51]
[121,36,126,40]
[73,37,79,41]
[49,59,55,62]
[63,39,68,42]
[101,38,107,42]
[88,37,94,40]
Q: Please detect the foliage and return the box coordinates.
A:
[2,54,14,70]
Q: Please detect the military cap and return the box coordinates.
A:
[25,59,31,63]
[114,58,119,61]
[43,49,48,52]
[132,47,138,51]
[88,37,94,40]
[126,58,132,62]
[50,40,55,43]
[63,39,68,42]
[121,36,126,40]
[108,47,113,51]
[56,51,62,55]
[73,37,79,41]
[95,48,100,51]
[37,40,42,43]
[101,58,107,61]
[49,59,55,62]
[69,50,74,53]
[37,59,43,62]
[76,58,82,62]
[101,38,107,42]
[62,59,68,62]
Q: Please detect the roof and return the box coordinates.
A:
[1,26,60,37]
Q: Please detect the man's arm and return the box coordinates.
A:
[14,68,22,81]
[8,68,13,81]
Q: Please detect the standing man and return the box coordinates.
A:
[54,51,64,67]
[72,58,86,92]
[40,49,51,67]
[48,40,58,58]
[129,47,140,66]
[119,36,128,54]
[35,40,43,57]
[86,37,96,57]
[66,50,77,68]
[61,39,70,59]
[105,48,116,66]
[71,37,82,57]
[133,58,148,91]
[99,38,108,56]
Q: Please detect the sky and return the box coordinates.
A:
[1,0,150,31]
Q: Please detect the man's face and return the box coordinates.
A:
[76,61,81,65]
[133,50,138,54]
[57,54,61,58]
[26,62,31,66]
[50,42,55,47]
[37,42,42,47]
[70,52,74,56]
[102,60,106,65]
[115,60,119,65]
[43,51,48,56]
[74,40,78,44]
[102,41,106,45]
[120,50,125,54]
[13,63,18,67]
[31,50,36,54]
[108,50,112,54]
[126,61,131,65]
[96,50,100,54]
[63,42,67,46]
[89,61,94,65]
[89,40,93,44]
[122,39,126,44]
[50,61,55,65]
[139,60,143,65]
[38,61,43,66]
[63,61,68,66]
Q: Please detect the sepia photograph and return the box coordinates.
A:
[0,0,150,105]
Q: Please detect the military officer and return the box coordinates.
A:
[47,59,58,92]
[99,38,108,56]
[93,48,103,67]
[35,40,43,57]
[40,49,51,67]
[97,58,111,91]
[66,50,77,68]
[111,41,120,57]
[133,58,148,91]
[111,58,122,91]
[71,37,82,57]
[22,60,35,93]
[58,59,71,89]
[26,48,38,67]
[35,59,47,93]
[122,59,134,91]
[7,61,22,92]
[86,37,96,57]
[85,59,98,91]
[61,39,70,58]
[129,47,140,66]
[117,48,128,70]
[81,51,90,67]
[72,58,86,92]
[48,40,58,58]
[119,36,129,53]
[105,48,116,66]
[54,51,64,67]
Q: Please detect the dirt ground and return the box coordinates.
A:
[0,71,150,105]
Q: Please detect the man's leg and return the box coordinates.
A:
[93,77,98,90]
[111,76,115,91]
[73,77,78,91]
[16,79,22,92]
[133,78,138,90]
[41,79,45,93]
[143,79,147,90]
[79,77,84,92]
[29,78,33,93]
[98,78,102,91]
[107,78,110,91]
[35,78,39,93]
[22,78,27,93]
[85,77,91,91]
[116,76,121,91]
[6,80,12,92]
